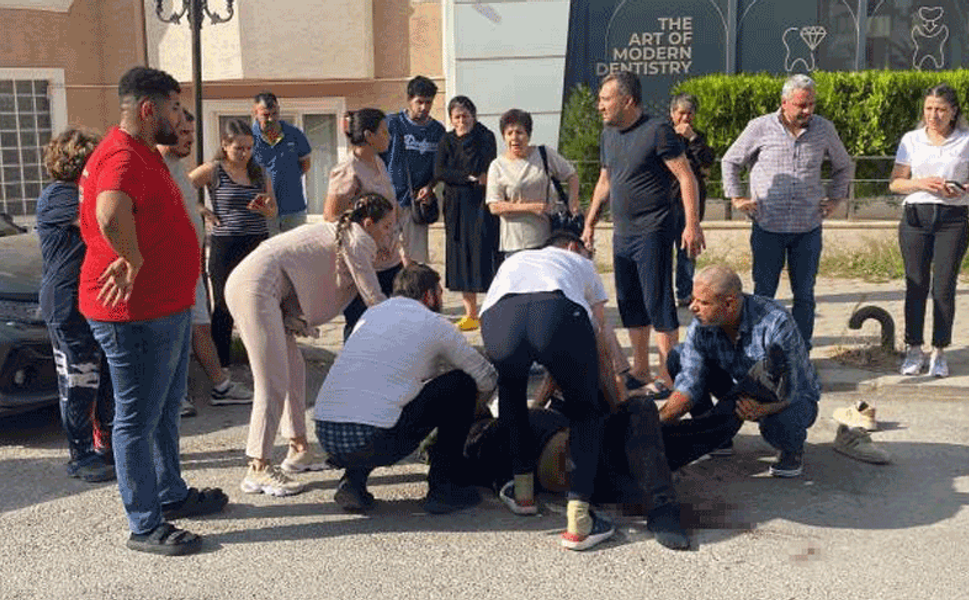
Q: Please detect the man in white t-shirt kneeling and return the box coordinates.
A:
[314,264,497,514]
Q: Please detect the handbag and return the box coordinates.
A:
[538,145,583,236]
[402,128,440,226]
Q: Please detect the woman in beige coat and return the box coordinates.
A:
[226,193,396,497]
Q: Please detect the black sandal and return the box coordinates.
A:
[127,522,202,556]
[162,487,228,520]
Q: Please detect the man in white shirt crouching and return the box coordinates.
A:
[314,263,497,514]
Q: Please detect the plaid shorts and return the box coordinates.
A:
[316,421,381,456]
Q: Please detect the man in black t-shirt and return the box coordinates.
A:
[582,72,705,389]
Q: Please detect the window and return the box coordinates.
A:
[0,69,66,218]
[202,98,345,217]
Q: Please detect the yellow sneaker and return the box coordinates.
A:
[456,316,480,331]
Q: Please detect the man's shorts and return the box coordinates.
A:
[399,205,429,264]
[192,276,210,326]
[613,230,678,332]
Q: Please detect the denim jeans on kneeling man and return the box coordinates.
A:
[88,309,192,534]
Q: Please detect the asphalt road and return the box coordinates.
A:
[3,384,968,600]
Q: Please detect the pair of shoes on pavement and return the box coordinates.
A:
[833,400,878,431]
[210,378,254,405]
[130,487,229,556]
[455,315,480,331]
[833,424,891,464]
[66,453,115,483]
[901,346,949,378]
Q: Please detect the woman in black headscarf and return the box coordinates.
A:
[434,95,499,331]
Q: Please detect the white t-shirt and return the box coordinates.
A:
[895,127,969,206]
[314,297,497,428]
[480,246,608,324]
[485,146,576,252]
[164,154,204,245]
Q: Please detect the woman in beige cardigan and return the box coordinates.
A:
[226,193,395,497]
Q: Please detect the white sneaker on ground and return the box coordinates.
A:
[833,400,878,431]
[210,379,254,405]
[899,346,925,376]
[929,349,949,378]
[833,424,891,464]
[240,465,305,496]
[281,449,332,473]
[180,398,197,418]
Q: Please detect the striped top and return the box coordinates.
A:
[210,162,269,237]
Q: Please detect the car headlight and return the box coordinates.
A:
[0,299,44,324]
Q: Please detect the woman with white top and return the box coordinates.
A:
[890,84,969,377]
[485,108,580,256]
[225,194,394,496]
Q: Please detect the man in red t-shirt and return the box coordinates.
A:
[80,66,227,556]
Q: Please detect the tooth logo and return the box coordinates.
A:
[911,6,948,70]
[783,25,827,72]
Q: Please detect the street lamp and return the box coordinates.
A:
[154,0,236,171]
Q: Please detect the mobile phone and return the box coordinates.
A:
[945,180,966,192]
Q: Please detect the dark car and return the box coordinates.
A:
[0,213,58,417]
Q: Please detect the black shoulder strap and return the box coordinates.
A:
[538,144,550,175]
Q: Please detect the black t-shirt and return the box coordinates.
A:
[599,114,684,236]
[36,181,85,324]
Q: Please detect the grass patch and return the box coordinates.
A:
[819,237,904,281]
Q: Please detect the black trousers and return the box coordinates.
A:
[899,204,969,348]
[482,292,606,502]
[342,263,402,342]
[320,370,478,489]
[208,233,267,366]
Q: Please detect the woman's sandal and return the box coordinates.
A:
[162,487,229,520]
[127,522,202,556]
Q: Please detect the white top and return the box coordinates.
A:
[895,126,969,206]
[165,154,204,245]
[480,246,608,324]
[485,146,576,252]
[314,297,497,428]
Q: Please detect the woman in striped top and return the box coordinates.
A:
[189,119,278,369]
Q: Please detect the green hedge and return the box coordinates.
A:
[558,70,969,210]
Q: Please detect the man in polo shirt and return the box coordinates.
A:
[380,75,445,263]
[721,74,853,348]
[315,264,496,515]
[80,66,227,556]
[251,91,312,233]
[582,72,705,390]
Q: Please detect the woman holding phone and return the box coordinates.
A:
[890,84,969,377]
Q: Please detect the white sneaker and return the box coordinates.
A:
[210,379,254,405]
[240,465,305,496]
[900,346,925,376]
[180,398,197,418]
[929,349,949,378]
[281,449,332,473]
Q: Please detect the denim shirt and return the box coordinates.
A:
[674,294,820,407]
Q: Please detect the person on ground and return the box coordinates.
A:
[158,111,253,418]
[480,231,613,551]
[37,127,115,483]
[721,74,854,349]
[380,76,445,263]
[188,119,277,370]
[658,265,820,478]
[434,95,499,331]
[582,72,705,392]
[669,93,715,307]
[486,108,580,257]
[315,263,497,514]
[323,108,403,340]
[80,66,227,556]
[251,91,312,233]
[225,194,394,497]
[889,83,969,378]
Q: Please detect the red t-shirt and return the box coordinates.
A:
[78,127,200,322]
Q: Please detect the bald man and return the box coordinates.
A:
[659,265,820,478]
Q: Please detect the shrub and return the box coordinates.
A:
[558,84,602,212]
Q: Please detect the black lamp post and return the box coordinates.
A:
[154,0,235,170]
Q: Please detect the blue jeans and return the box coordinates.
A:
[673,209,694,301]
[88,310,192,534]
[750,224,821,347]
